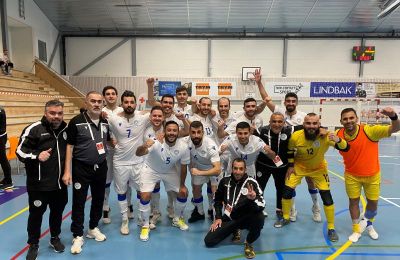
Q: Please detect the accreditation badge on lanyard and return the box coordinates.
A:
[84,114,105,155]
[225,178,250,219]
[269,130,284,167]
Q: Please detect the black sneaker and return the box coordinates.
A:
[0,181,14,190]
[188,207,205,223]
[328,229,339,242]
[50,236,65,253]
[208,209,214,221]
[26,244,39,260]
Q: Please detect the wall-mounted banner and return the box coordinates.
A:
[193,82,236,97]
[310,82,356,98]
[263,82,310,98]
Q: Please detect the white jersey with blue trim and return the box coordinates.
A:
[274,105,306,126]
[188,136,220,171]
[189,113,217,143]
[143,125,164,143]
[225,113,263,135]
[165,114,185,130]
[174,104,193,119]
[221,134,266,177]
[144,138,190,173]
[108,113,150,165]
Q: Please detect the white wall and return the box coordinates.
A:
[65,37,132,76]
[6,0,60,72]
[364,39,400,78]
[136,39,208,77]
[9,26,33,72]
[287,39,360,78]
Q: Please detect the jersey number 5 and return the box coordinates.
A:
[166,157,171,164]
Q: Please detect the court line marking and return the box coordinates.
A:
[0,206,29,226]
[325,169,367,260]
[383,198,400,200]
[11,196,92,260]
[380,197,400,208]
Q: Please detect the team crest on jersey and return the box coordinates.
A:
[74,182,82,190]
[133,120,139,126]
[200,150,206,156]
[281,134,287,140]
[256,171,262,177]
[313,140,320,148]
[63,131,67,140]
[297,118,302,123]
[33,200,42,207]
[173,150,179,155]
[241,187,248,196]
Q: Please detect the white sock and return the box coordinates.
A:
[139,201,151,227]
[118,197,128,220]
[174,197,187,218]
[151,189,161,213]
[167,191,176,208]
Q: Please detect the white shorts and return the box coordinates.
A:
[106,150,115,184]
[140,164,180,193]
[191,175,219,186]
[113,164,142,194]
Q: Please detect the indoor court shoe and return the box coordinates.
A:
[274,212,284,228]
[244,242,256,259]
[86,227,106,241]
[172,217,189,231]
[359,217,368,233]
[71,236,84,254]
[120,219,129,235]
[312,205,322,222]
[102,209,111,224]
[150,211,162,229]
[289,208,297,222]
[128,205,135,219]
[328,229,339,242]
[231,229,241,243]
[348,232,362,243]
[26,244,39,260]
[0,182,14,190]
[188,207,205,223]
[49,236,65,252]
[140,226,150,241]
[366,225,379,240]
[275,218,290,228]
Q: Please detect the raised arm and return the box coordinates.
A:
[254,69,276,112]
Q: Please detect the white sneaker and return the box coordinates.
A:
[289,208,297,222]
[71,236,84,254]
[172,217,189,231]
[366,225,379,240]
[149,211,162,230]
[312,205,322,222]
[167,206,174,219]
[120,219,129,235]
[348,232,362,242]
[140,226,150,241]
[86,227,106,242]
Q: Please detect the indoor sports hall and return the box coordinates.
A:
[1,0,400,259]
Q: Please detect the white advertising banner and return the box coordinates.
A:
[263,82,310,98]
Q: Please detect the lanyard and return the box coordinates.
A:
[83,113,103,141]
[227,178,250,207]
[268,129,281,155]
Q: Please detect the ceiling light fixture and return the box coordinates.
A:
[377,0,400,19]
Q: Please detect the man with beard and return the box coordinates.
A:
[17,100,68,260]
[143,106,164,229]
[218,98,264,138]
[337,107,400,242]
[255,69,321,223]
[107,90,151,235]
[277,113,349,242]
[187,121,221,223]
[204,158,265,259]
[136,121,190,241]
[101,86,134,224]
[62,91,110,254]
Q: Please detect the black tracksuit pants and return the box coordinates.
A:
[0,135,11,183]
[27,188,68,245]
[255,161,287,211]
[204,212,264,247]
[71,159,107,237]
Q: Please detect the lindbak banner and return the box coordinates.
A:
[310,82,356,98]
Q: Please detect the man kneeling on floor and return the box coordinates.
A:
[204,158,265,259]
